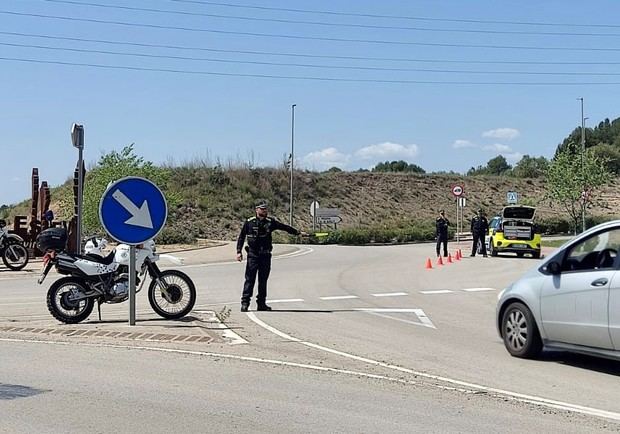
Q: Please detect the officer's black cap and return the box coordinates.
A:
[255,199,268,209]
[439,209,445,213]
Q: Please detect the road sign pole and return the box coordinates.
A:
[129,245,136,326]
[456,198,459,244]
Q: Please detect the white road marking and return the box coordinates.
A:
[180,246,314,269]
[245,313,620,423]
[193,310,247,345]
[353,308,436,329]
[267,298,304,304]
[462,287,497,292]
[0,337,470,393]
[319,295,359,300]
[371,292,408,297]
[420,290,453,295]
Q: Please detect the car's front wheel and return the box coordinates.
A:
[501,302,542,358]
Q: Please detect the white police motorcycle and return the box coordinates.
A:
[37,227,195,324]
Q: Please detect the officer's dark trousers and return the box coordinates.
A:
[471,232,487,256]
[241,252,272,305]
[436,237,448,257]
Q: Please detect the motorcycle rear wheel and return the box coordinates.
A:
[2,241,29,270]
[46,277,94,324]
[148,270,196,319]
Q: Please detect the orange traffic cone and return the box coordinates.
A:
[425,258,433,269]
[437,256,444,266]
[458,249,463,259]
[455,250,461,261]
[447,254,453,263]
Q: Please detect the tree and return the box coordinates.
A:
[591,143,620,175]
[486,155,512,175]
[545,147,612,234]
[58,144,174,235]
[512,155,549,178]
[372,160,425,173]
[467,155,512,176]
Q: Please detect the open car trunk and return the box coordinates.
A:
[501,206,536,240]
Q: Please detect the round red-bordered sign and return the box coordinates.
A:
[451,185,464,197]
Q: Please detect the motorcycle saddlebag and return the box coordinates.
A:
[36,228,68,252]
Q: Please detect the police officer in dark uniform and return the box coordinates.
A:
[470,208,489,257]
[435,210,450,257]
[236,199,303,312]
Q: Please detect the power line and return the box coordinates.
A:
[5,41,620,76]
[6,31,620,65]
[4,10,620,52]
[166,0,620,29]
[39,0,620,37]
[2,56,619,85]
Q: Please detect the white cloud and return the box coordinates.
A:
[482,128,520,140]
[482,143,512,153]
[452,139,476,149]
[302,147,349,169]
[354,142,419,160]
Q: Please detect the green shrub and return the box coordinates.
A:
[156,225,196,244]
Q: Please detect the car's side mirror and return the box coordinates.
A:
[547,261,562,275]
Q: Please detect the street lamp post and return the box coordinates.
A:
[578,98,586,233]
[289,104,296,226]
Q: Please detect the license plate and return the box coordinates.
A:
[513,244,526,248]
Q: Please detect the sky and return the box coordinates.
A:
[2,0,620,205]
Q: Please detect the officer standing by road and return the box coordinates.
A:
[470,208,489,257]
[236,199,304,312]
[435,209,450,257]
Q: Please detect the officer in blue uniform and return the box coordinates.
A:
[470,209,489,257]
[435,209,450,257]
[236,199,302,312]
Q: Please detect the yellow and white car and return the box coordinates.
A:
[485,206,542,259]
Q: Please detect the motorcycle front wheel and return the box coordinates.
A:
[2,241,29,270]
[46,277,94,324]
[148,270,196,319]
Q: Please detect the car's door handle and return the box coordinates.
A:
[591,278,608,287]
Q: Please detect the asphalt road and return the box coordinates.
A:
[1,242,619,433]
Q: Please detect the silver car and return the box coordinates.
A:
[496,220,620,360]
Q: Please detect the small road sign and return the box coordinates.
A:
[99,177,168,245]
[451,185,464,197]
[506,191,518,204]
[315,208,340,218]
[317,216,342,224]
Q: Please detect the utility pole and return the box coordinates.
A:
[578,97,586,233]
[289,104,296,226]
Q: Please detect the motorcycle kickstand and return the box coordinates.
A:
[97,299,102,322]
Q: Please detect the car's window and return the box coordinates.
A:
[562,228,620,272]
[489,217,500,230]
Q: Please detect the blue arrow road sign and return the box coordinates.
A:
[99,177,168,245]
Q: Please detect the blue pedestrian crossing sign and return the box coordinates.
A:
[99,177,168,245]
[506,191,518,204]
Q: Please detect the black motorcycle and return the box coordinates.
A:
[0,219,29,271]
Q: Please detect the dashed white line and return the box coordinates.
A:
[420,290,453,295]
[462,288,497,292]
[267,298,304,304]
[319,295,359,301]
[371,292,408,297]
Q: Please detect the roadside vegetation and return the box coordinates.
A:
[3,117,620,244]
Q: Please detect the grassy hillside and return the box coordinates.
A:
[6,166,620,242]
